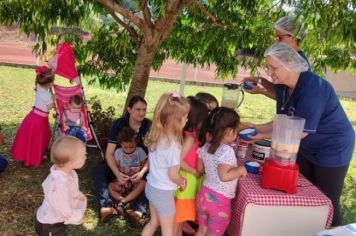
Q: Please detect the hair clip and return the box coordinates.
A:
[170,91,181,98]
[35,66,49,76]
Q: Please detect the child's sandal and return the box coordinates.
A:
[113,201,127,215]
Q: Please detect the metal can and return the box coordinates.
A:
[252,139,271,162]
[238,141,249,160]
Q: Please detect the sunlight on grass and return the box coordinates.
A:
[83,208,99,230]
[0,65,355,234]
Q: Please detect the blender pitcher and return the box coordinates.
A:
[270,114,305,164]
[221,83,244,109]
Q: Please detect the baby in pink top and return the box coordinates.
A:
[63,95,87,143]
[35,136,87,235]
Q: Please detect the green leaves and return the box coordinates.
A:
[0,0,354,94]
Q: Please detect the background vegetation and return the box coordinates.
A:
[0,0,354,111]
[0,65,355,235]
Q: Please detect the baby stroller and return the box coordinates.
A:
[49,42,104,159]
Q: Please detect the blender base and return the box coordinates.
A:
[260,159,299,194]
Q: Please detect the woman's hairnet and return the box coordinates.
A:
[274,15,305,39]
[264,43,309,72]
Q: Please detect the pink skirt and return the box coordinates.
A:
[11,108,51,167]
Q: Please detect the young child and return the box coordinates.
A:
[196,107,247,236]
[195,92,219,111]
[11,66,55,167]
[174,96,209,236]
[142,92,190,236]
[35,136,87,236]
[63,95,87,143]
[108,127,147,210]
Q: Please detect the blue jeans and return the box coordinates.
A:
[66,126,87,143]
[92,161,148,214]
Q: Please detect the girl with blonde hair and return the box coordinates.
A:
[142,92,190,236]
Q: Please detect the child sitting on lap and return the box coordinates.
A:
[108,127,147,211]
[63,95,87,143]
[35,136,87,236]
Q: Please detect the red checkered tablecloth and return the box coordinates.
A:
[227,173,334,236]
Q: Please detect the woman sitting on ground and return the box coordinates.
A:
[92,95,151,226]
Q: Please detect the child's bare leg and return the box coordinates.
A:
[159,214,175,236]
[195,226,208,236]
[141,203,159,236]
[173,222,183,236]
[122,180,145,203]
[108,182,124,202]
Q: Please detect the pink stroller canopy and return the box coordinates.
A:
[48,42,79,83]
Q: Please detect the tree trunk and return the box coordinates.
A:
[123,1,191,114]
[124,41,156,114]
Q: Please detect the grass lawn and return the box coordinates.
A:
[0,65,355,235]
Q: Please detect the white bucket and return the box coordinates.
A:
[252,139,271,162]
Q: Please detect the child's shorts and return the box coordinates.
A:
[35,217,66,236]
[145,183,175,217]
[196,186,232,236]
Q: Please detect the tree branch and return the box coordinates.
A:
[156,0,192,42]
[167,0,180,12]
[107,10,139,44]
[193,0,217,25]
[96,0,144,29]
[140,0,153,28]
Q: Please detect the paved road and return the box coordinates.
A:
[0,43,250,85]
[0,43,37,66]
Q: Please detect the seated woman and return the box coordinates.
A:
[92,96,151,225]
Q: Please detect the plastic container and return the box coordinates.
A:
[237,141,249,160]
[243,81,257,90]
[252,139,271,162]
[239,128,257,141]
[244,160,260,174]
